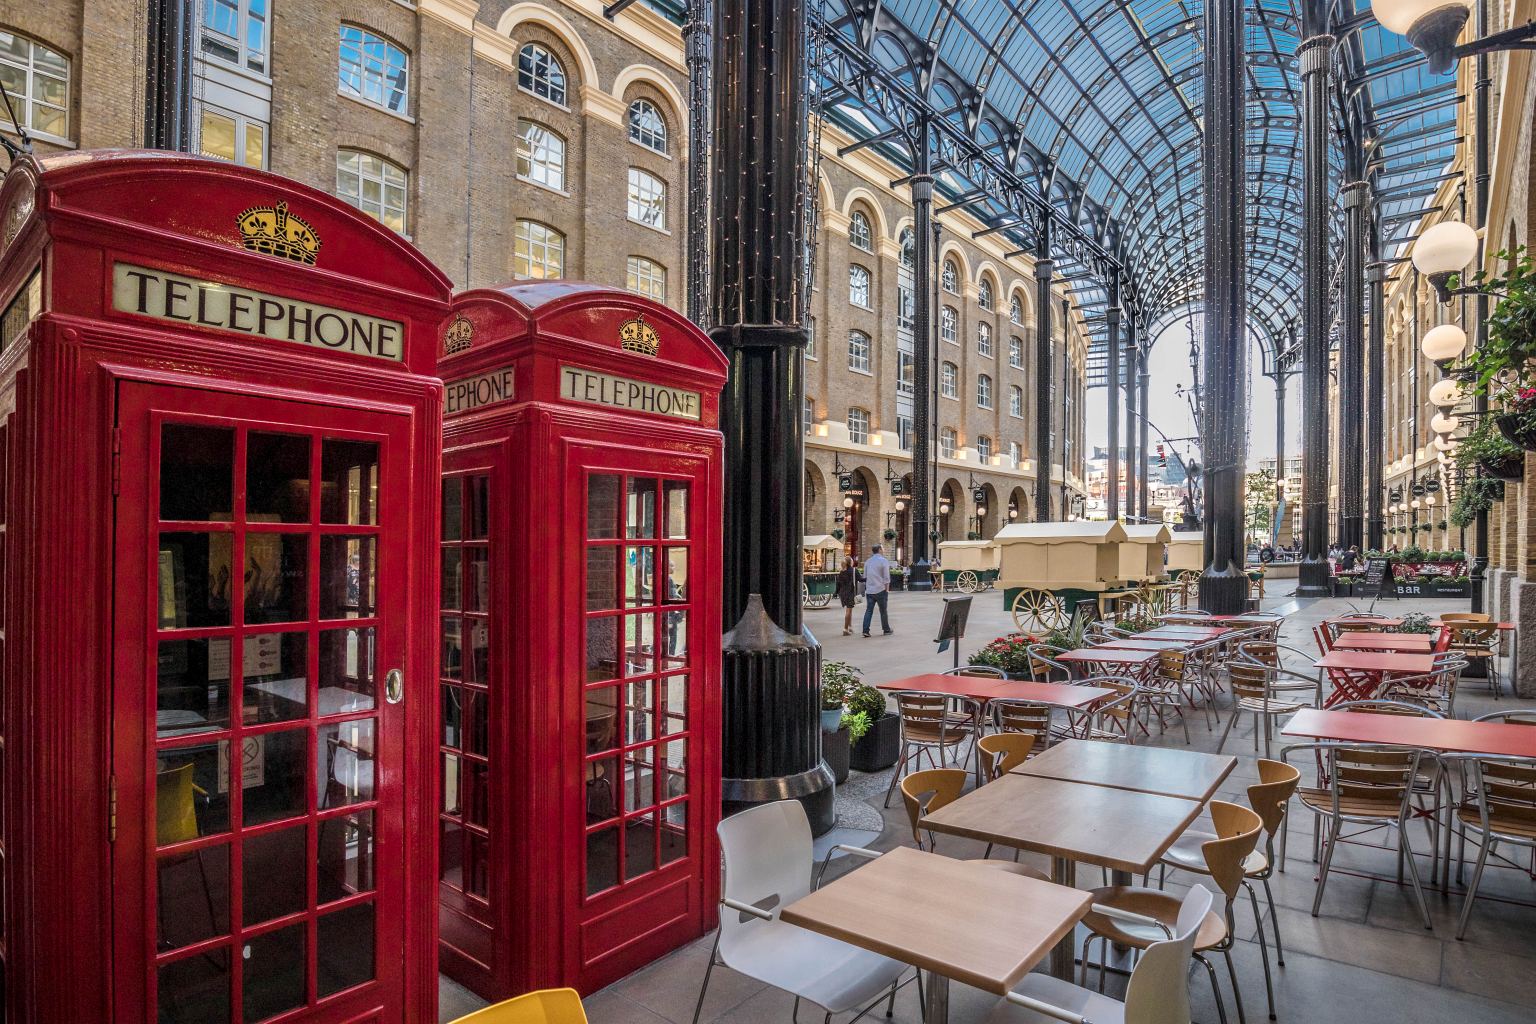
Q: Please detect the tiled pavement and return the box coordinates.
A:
[443,582,1536,1023]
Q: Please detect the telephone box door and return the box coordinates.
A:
[111,380,415,1024]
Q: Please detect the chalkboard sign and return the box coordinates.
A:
[1363,557,1394,599]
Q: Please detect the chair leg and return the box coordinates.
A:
[1215,702,1240,754]
[1247,883,1277,1020]
[1399,823,1433,930]
[882,746,910,808]
[1312,816,1339,917]
[691,932,721,1024]
[1079,932,1094,986]
[886,979,898,1018]
[1222,947,1249,1024]
[1455,834,1493,940]
[1262,876,1285,966]
[1196,953,1230,1024]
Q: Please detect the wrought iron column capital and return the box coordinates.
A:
[1298,35,1336,77]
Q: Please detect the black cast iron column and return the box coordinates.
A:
[145,0,194,149]
[1296,31,1335,597]
[1367,246,1386,550]
[1198,0,1249,614]
[1125,324,1139,520]
[684,0,713,324]
[1471,0,1492,612]
[1106,281,1122,520]
[711,0,834,833]
[1034,220,1054,521]
[1338,180,1368,550]
[1138,348,1151,519]
[1275,371,1288,541]
[908,117,935,590]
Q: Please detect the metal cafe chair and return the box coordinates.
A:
[1026,644,1072,682]
[1234,640,1325,699]
[1444,622,1504,698]
[1446,753,1536,939]
[882,690,983,807]
[1380,656,1467,719]
[991,698,1055,755]
[1217,662,1314,759]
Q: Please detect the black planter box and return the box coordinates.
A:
[890,572,907,592]
[849,713,900,772]
[822,726,850,784]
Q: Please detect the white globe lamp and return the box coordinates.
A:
[1429,377,1463,408]
[1421,323,1468,363]
[1430,411,1460,434]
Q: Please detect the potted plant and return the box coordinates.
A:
[1456,416,1524,481]
[846,682,898,771]
[883,528,897,542]
[1451,476,1501,528]
[1459,245,1536,398]
[830,527,846,541]
[1392,612,1435,635]
[971,634,1035,678]
[1495,387,1536,451]
[820,660,858,731]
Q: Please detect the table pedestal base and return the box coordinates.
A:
[923,971,949,1024]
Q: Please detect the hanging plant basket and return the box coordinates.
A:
[1478,451,1525,482]
[1495,412,1536,452]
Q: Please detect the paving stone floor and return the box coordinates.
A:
[442,582,1536,1024]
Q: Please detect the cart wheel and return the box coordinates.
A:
[801,582,811,608]
[1011,588,1066,632]
[1179,571,1202,610]
[956,570,980,593]
[810,592,832,609]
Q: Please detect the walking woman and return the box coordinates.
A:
[836,556,860,635]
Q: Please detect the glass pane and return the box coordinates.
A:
[442,480,463,541]
[586,688,618,755]
[441,616,463,680]
[320,536,375,619]
[320,439,379,525]
[319,720,375,810]
[660,674,687,735]
[440,818,463,887]
[441,549,462,610]
[663,481,689,538]
[465,548,489,612]
[587,475,619,539]
[244,534,308,624]
[466,832,490,899]
[158,948,231,1024]
[624,680,653,745]
[160,424,234,521]
[157,744,230,842]
[241,921,306,1023]
[585,617,618,682]
[663,738,688,801]
[247,433,311,524]
[318,627,375,714]
[243,121,265,168]
[242,729,308,827]
[318,810,375,903]
[467,618,489,685]
[159,532,234,628]
[157,638,231,737]
[464,760,489,827]
[625,615,654,676]
[663,610,687,669]
[661,803,687,866]
[626,478,657,538]
[441,684,462,747]
[626,813,658,879]
[586,548,618,611]
[242,826,306,925]
[467,476,490,538]
[317,902,375,997]
[625,547,654,606]
[441,752,461,815]
[664,549,688,603]
[586,827,618,895]
[586,756,617,823]
[463,688,489,756]
[200,109,237,160]
[624,745,656,812]
[242,632,307,725]
[156,846,230,950]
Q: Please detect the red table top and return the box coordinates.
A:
[1095,638,1192,651]
[1283,708,1536,758]
[876,674,1114,709]
[1058,647,1161,665]
[1333,634,1433,652]
[1325,618,1515,630]
[1142,626,1230,640]
[1314,651,1436,674]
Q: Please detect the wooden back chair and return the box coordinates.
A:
[450,989,588,1024]
[991,698,1053,752]
[977,732,1036,781]
[899,768,968,849]
[1453,755,1536,938]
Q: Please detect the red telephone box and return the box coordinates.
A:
[435,282,725,998]
[0,151,451,1024]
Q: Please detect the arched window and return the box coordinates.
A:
[977,435,993,460]
[627,99,667,153]
[1009,336,1024,369]
[1009,385,1024,418]
[1010,294,1024,325]
[847,408,870,445]
[627,168,667,229]
[978,277,994,310]
[899,228,915,269]
[518,42,567,105]
[940,306,958,344]
[515,120,565,191]
[849,265,872,308]
[514,220,565,279]
[977,374,993,409]
[939,428,958,459]
[847,330,871,372]
[977,321,993,358]
[338,26,409,114]
[942,259,959,294]
[626,256,666,301]
[848,210,873,252]
[940,362,958,399]
[336,150,408,233]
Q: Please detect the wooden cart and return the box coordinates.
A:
[935,539,1001,592]
[803,535,843,608]
[1166,532,1205,609]
[994,521,1130,631]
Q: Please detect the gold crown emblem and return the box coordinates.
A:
[444,315,475,354]
[619,314,660,357]
[236,201,321,265]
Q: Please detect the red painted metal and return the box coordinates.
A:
[1283,708,1536,759]
[0,151,451,1024]
[436,282,726,999]
[874,674,1113,710]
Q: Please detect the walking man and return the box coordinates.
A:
[861,544,893,637]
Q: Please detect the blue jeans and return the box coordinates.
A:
[862,590,890,634]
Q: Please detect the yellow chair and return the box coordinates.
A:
[449,988,589,1024]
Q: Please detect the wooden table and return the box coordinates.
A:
[1282,707,1536,758]
[1010,738,1237,802]
[1313,650,1437,706]
[1332,633,1433,652]
[780,846,1090,1023]
[920,773,1203,980]
[875,674,1114,710]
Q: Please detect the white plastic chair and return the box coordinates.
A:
[984,885,1215,1024]
[692,800,910,1024]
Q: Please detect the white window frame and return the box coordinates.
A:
[1009,385,1024,418]
[627,98,667,153]
[899,228,915,269]
[896,351,914,395]
[977,374,993,409]
[338,26,410,115]
[978,277,994,310]
[806,317,817,360]
[940,428,958,459]
[978,321,993,358]
[897,415,914,451]
[1010,441,1023,467]
[335,149,408,234]
[940,306,958,345]
[627,167,668,231]
[201,0,268,75]
[804,398,815,435]
[198,105,267,168]
[848,264,872,308]
[847,408,870,445]
[942,259,959,294]
[626,256,666,302]
[977,435,993,460]
[847,330,871,373]
[940,361,958,400]
[849,210,873,252]
[514,220,566,280]
[1009,336,1024,369]
[1010,295,1023,325]
[516,119,566,192]
[518,42,568,107]
[0,31,69,142]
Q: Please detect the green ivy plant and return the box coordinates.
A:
[1451,476,1502,528]
[1456,246,1536,395]
[840,710,872,744]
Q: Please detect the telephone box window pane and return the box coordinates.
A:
[158,948,231,1024]
[663,738,688,801]
[468,618,489,684]
[587,756,618,822]
[318,720,375,809]
[441,685,462,746]
[244,534,308,624]
[441,753,461,815]
[318,627,375,714]
[586,547,618,611]
[586,827,618,895]
[320,536,374,619]
[587,474,619,539]
[156,846,230,949]
[157,745,230,841]
[585,617,617,681]
[660,804,687,866]
[624,680,652,744]
[317,902,375,997]
[318,810,374,903]
[626,478,657,538]
[466,832,490,899]
[660,674,686,735]
[586,688,618,754]
[159,532,234,628]
[464,548,489,612]
[663,481,689,538]
[664,549,687,603]
[663,610,687,668]
[467,476,490,539]
[441,549,462,610]
[242,825,306,925]
[442,481,463,541]
[624,745,656,812]
[243,729,308,826]
[625,614,654,675]
[160,424,234,521]
[464,760,489,827]
[320,439,379,525]
[625,546,654,606]
[440,818,463,884]
[626,814,658,878]
[242,632,307,725]
[463,688,489,755]
[242,920,306,1022]
[157,638,231,737]
[441,615,463,679]
[246,433,312,524]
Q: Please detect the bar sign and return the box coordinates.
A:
[445,366,515,416]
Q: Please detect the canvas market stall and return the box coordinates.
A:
[995,521,1129,631]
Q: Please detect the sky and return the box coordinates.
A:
[1084,315,1298,475]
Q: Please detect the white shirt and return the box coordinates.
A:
[863,553,891,594]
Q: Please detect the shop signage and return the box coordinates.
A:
[445,366,516,416]
[559,365,700,421]
[111,262,405,361]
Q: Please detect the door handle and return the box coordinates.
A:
[385,668,405,705]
